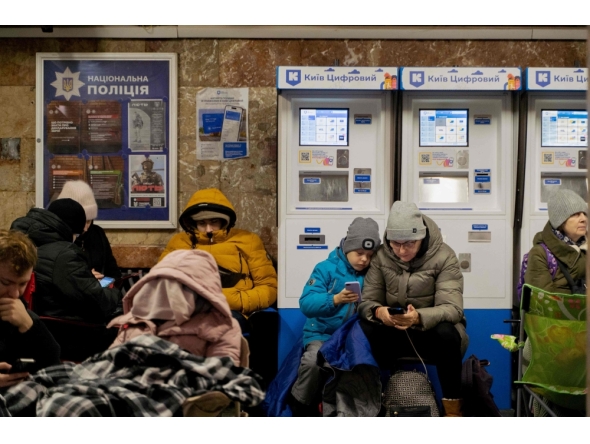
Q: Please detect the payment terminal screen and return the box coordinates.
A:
[541,110,588,147]
[300,108,349,146]
[419,110,468,147]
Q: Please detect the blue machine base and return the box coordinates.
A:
[277,307,513,410]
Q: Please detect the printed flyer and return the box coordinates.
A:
[37,53,177,229]
[196,88,249,161]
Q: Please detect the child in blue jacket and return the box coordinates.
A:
[290,217,381,416]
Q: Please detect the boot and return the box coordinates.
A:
[442,398,463,417]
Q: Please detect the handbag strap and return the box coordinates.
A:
[556,258,580,293]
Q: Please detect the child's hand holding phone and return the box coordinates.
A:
[334,282,361,306]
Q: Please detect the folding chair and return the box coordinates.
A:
[515,284,587,416]
[182,336,251,417]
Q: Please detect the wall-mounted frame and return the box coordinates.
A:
[36,52,178,229]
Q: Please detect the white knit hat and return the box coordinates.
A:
[58,180,98,221]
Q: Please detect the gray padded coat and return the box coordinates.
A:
[358,214,468,356]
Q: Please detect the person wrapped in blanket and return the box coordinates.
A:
[108,249,242,366]
[522,189,587,417]
[0,230,61,388]
[289,217,381,416]
[159,188,277,328]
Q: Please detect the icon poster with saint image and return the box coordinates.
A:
[128,99,166,152]
[129,154,167,209]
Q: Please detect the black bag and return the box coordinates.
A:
[461,355,502,417]
[382,369,440,417]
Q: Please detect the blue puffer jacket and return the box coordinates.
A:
[300,246,365,347]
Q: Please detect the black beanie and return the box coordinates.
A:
[47,198,86,235]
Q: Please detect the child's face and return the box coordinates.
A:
[346,249,375,272]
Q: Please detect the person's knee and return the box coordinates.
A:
[431,322,461,348]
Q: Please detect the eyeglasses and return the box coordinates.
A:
[390,240,417,249]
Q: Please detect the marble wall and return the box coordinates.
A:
[0,37,586,265]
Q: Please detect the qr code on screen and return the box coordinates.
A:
[542,152,554,164]
[419,152,431,165]
[152,198,162,207]
[299,150,311,163]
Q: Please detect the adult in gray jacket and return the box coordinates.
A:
[358,201,468,417]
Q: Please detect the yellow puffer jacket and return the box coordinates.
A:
[160,188,277,314]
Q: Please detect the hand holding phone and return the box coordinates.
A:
[99,277,115,288]
[343,281,362,302]
[7,358,35,374]
[387,307,405,315]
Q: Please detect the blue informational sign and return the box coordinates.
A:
[354,189,371,193]
[302,178,321,184]
[474,116,491,125]
[297,246,329,250]
[202,113,223,133]
[354,175,371,182]
[40,55,176,227]
[223,142,248,159]
[304,227,321,233]
[544,179,561,185]
[472,224,489,230]
[354,116,372,124]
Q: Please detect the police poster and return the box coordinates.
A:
[196,88,249,161]
[36,53,178,229]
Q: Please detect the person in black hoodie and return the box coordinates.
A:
[57,180,121,280]
[10,199,121,361]
[0,230,61,388]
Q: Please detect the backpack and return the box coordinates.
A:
[516,243,557,301]
[461,355,502,417]
[382,369,440,417]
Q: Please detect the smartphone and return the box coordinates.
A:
[344,281,362,301]
[99,276,115,288]
[220,105,244,143]
[9,358,36,374]
[387,307,405,315]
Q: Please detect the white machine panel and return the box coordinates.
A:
[402,92,514,309]
[435,218,510,309]
[521,93,587,257]
[285,92,387,214]
[279,89,392,309]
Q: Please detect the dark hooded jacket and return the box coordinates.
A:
[75,222,121,280]
[524,221,587,294]
[11,208,121,323]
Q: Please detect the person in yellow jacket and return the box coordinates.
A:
[159,188,277,317]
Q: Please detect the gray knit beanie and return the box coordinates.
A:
[342,217,381,254]
[547,189,587,229]
[386,201,426,241]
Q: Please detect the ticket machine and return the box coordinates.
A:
[277,66,397,360]
[399,67,521,409]
[520,68,588,262]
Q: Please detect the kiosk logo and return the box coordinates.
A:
[536,71,551,88]
[286,69,301,86]
[409,71,425,88]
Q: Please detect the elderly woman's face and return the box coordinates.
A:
[561,212,588,242]
[389,239,422,262]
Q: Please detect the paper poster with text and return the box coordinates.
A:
[196,88,249,160]
[128,154,167,209]
[37,53,177,228]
